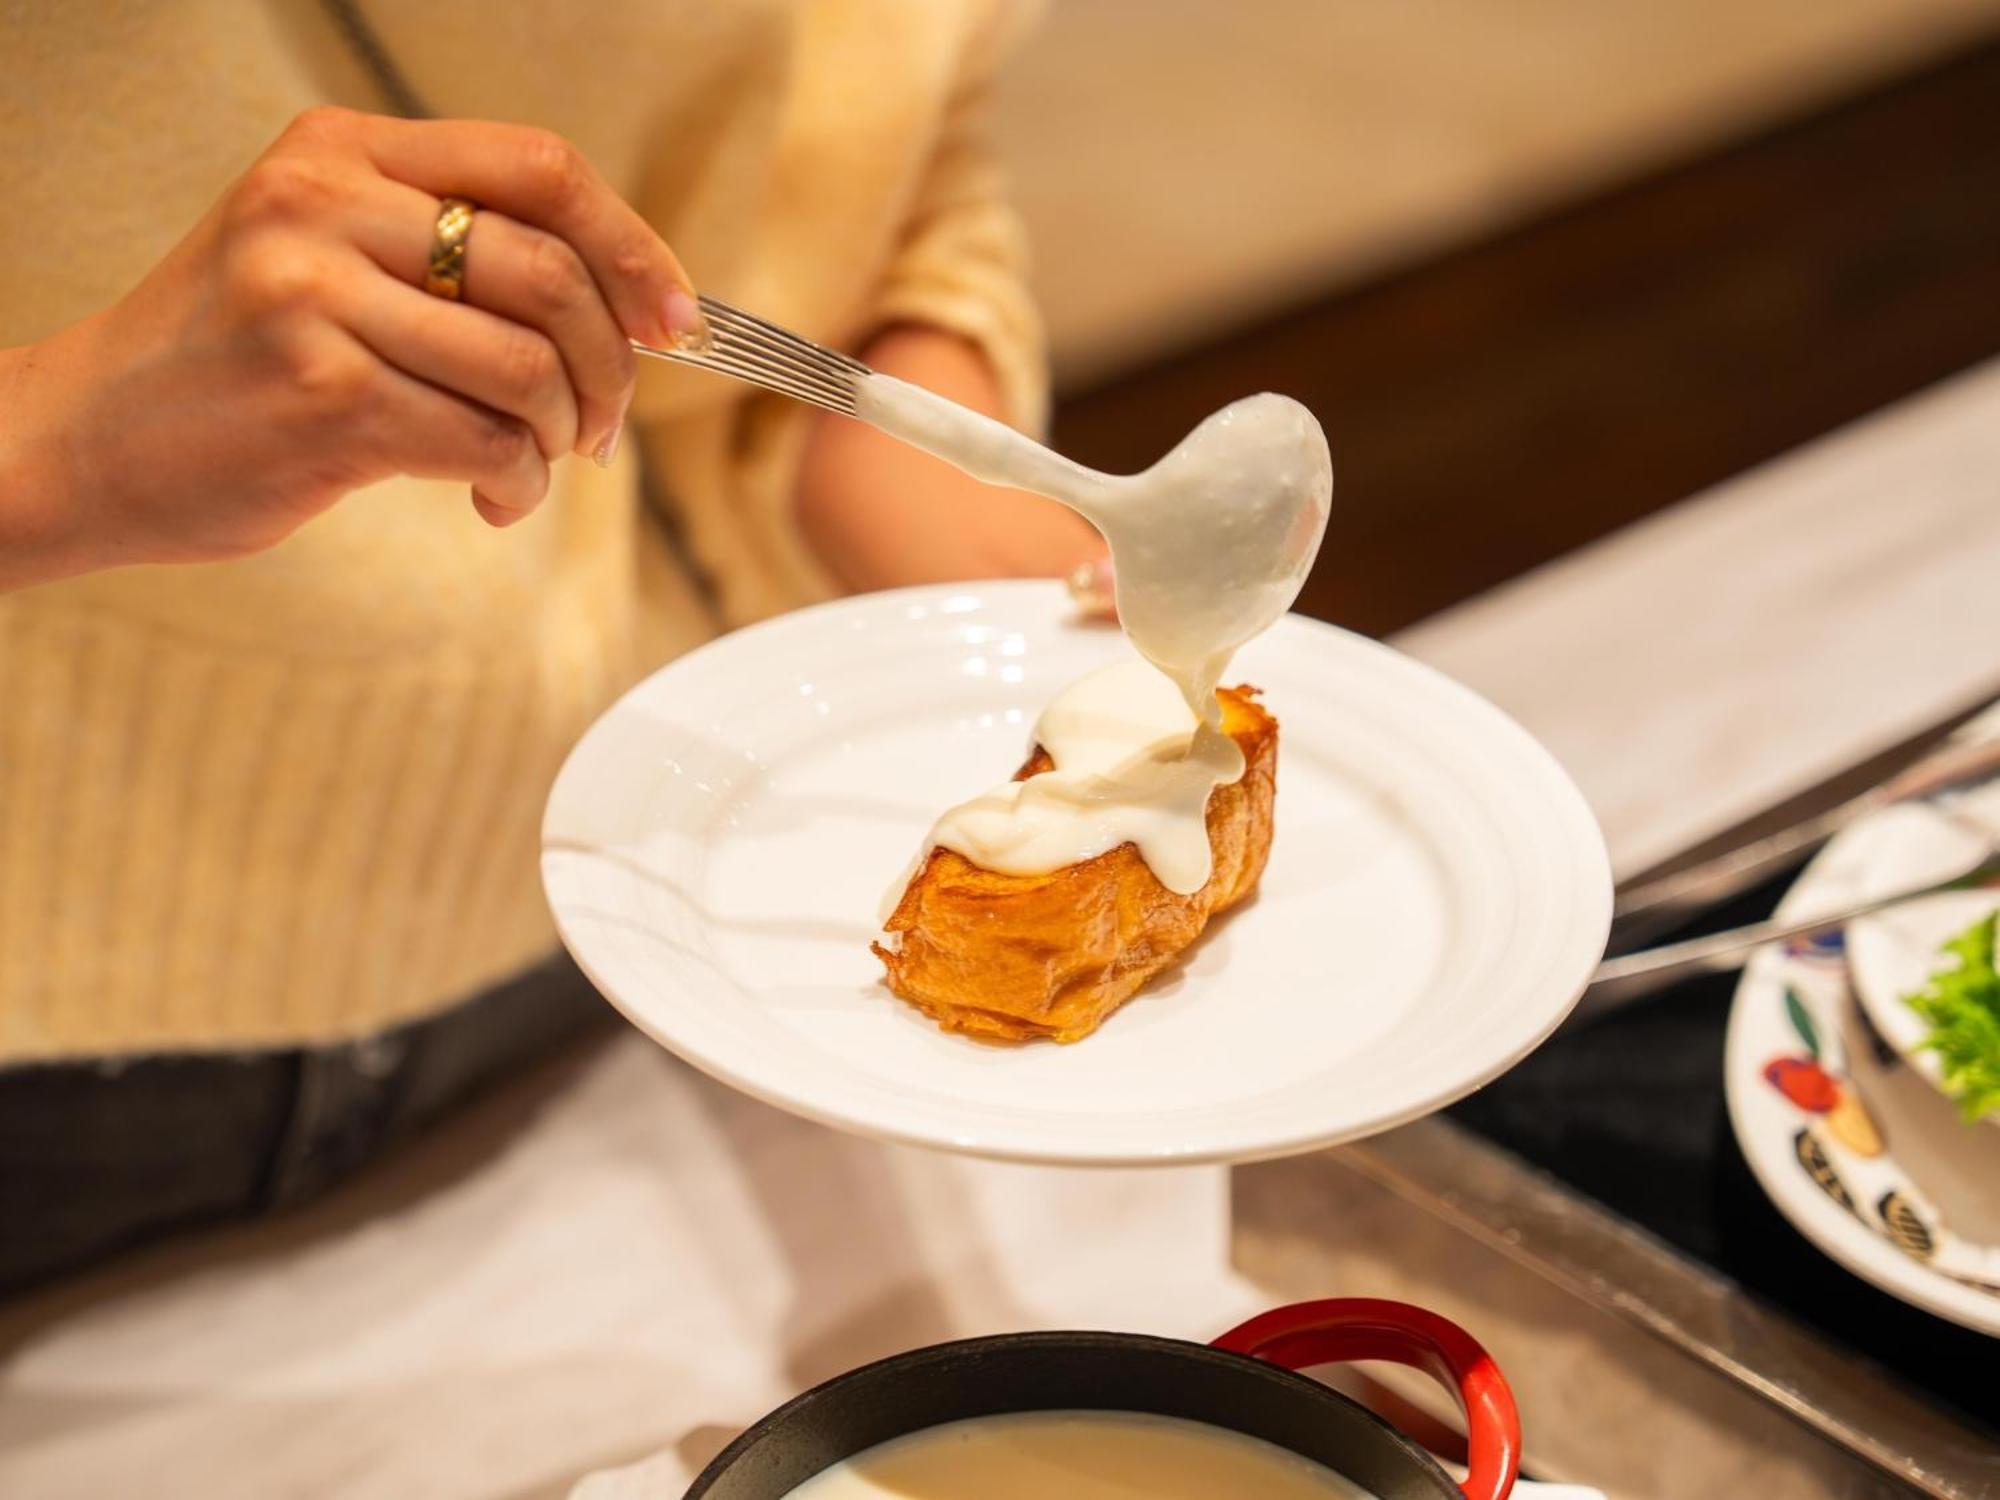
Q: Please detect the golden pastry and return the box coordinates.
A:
[875,687,1277,1042]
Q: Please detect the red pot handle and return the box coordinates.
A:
[1212,1298,1520,1500]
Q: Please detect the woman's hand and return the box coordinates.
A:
[793,326,1111,608]
[0,106,704,589]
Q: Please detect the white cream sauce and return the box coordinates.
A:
[858,374,1329,900]
[927,660,1243,894]
[780,1409,1375,1500]
[857,377,1331,723]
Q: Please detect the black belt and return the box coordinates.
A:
[0,952,612,1295]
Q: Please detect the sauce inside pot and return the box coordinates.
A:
[779,1409,1375,1499]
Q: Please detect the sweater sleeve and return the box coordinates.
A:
[865,9,1051,440]
[628,1,1049,633]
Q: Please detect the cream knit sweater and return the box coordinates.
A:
[0,0,1046,1062]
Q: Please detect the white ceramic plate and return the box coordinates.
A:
[1724,786,2000,1334]
[542,582,1610,1166]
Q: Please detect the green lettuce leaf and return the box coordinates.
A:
[1905,909,2000,1123]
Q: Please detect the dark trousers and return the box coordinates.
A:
[0,953,612,1295]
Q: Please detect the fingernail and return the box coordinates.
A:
[593,398,628,469]
[663,287,710,351]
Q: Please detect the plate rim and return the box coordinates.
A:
[542,580,1612,1166]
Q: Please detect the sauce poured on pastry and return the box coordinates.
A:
[858,375,1330,899]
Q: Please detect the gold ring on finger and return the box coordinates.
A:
[425,196,477,301]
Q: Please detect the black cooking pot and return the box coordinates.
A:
[688,1297,1520,1499]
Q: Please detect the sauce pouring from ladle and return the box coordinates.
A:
[854,375,1333,724]
[640,297,1334,718]
[854,373,1333,903]
[640,302,1334,899]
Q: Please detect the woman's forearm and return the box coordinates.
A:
[793,325,1104,593]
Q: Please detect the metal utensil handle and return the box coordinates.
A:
[1582,848,2000,1012]
[1880,730,2000,802]
[1608,713,2000,947]
[632,294,869,416]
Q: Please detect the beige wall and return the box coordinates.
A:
[994,0,2000,387]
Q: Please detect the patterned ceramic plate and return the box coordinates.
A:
[1724,787,2000,1334]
